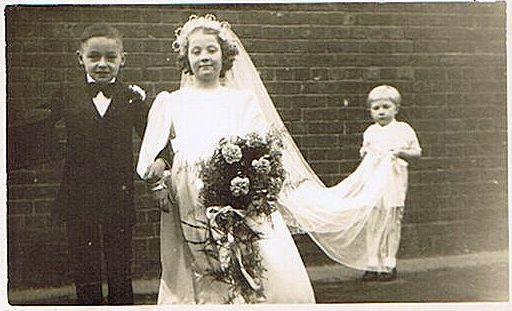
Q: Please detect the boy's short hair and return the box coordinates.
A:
[367,85,402,107]
[79,23,123,50]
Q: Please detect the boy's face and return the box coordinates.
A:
[78,36,125,84]
[369,99,398,126]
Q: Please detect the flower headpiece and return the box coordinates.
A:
[172,14,233,54]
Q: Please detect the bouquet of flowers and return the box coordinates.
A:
[195,130,285,303]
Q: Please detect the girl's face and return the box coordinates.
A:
[369,99,398,126]
[187,30,222,84]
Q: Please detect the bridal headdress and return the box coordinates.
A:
[172,14,235,54]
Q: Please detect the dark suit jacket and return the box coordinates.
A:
[8,78,171,225]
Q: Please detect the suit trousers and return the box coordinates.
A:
[67,213,134,305]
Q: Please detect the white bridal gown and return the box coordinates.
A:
[137,87,315,304]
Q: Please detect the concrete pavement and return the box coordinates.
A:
[7,249,509,304]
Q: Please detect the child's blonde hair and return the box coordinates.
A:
[367,85,402,107]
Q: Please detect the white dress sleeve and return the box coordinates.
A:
[136,91,174,179]
[403,122,422,153]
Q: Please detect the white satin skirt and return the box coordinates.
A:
[157,155,315,304]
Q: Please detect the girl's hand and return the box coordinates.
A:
[144,158,167,183]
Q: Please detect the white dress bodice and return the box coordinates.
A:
[137,87,267,176]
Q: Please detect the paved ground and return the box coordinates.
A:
[314,263,509,303]
[7,250,510,306]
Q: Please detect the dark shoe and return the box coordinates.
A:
[379,268,397,282]
[362,270,379,281]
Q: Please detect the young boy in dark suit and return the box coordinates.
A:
[9,23,169,305]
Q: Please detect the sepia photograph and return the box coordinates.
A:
[3,0,509,309]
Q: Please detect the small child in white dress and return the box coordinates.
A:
[360,85,422,281]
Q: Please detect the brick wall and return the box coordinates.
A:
[6,3,507,289]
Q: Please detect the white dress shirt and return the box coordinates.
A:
[87,74,115,118]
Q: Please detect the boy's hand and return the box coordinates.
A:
[128,84,147,102]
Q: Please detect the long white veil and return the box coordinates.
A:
[181,28,398,272]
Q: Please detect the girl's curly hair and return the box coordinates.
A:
[177,27,239,78]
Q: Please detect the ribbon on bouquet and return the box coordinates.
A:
[205,206,262,291]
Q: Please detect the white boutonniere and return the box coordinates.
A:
[128,84,146,104]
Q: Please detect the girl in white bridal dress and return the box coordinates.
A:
[137,14,314,304]
[137,14,401,304]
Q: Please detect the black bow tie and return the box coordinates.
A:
[88,82,116,98]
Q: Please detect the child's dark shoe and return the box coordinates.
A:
[362,270,379,281]
[378,268,397,282]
